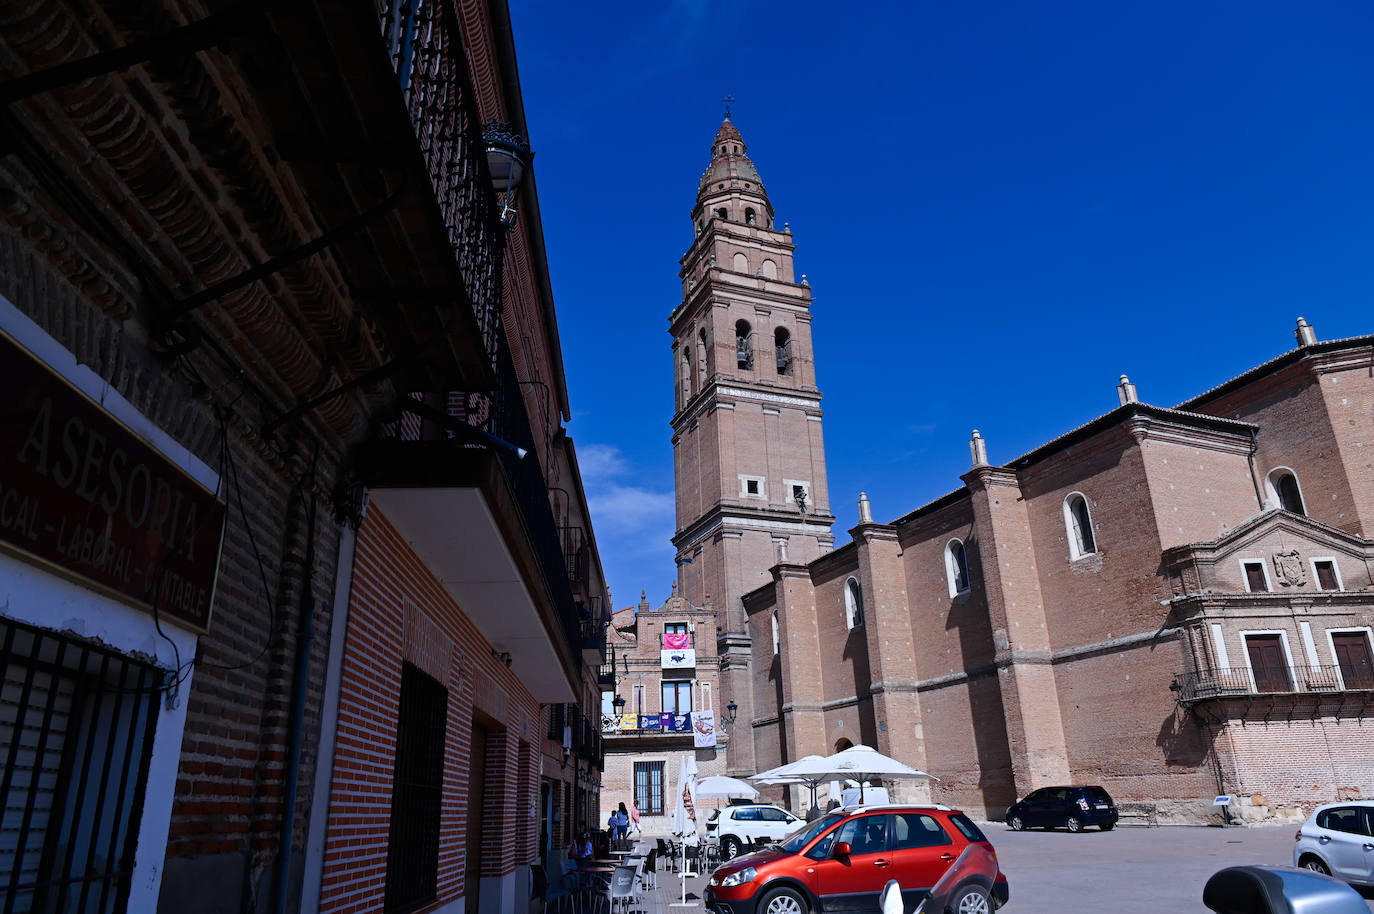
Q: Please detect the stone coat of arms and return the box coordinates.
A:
[1272,549,1306,587]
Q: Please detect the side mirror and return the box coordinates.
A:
[833,841,852,858]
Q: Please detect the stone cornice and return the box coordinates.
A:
[672,503,836,551]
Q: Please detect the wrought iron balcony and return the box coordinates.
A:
[379,0,502,364]
[1171,664,1374,704]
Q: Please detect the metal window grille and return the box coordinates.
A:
[633,762,664,816]
[384,663,448,913]
[0,616,161,914]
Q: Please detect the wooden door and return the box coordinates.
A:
[1246,635,1291,692]
[1333,633,1374,689]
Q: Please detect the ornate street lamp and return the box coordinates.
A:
[483,121,533,230]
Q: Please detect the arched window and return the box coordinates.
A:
[1266,468,1306,515]
[745,207,756,225]
[774,327,792,375]
[759,259,777,279]
[716,207,728,220]
[771,611,780,655]
[733,252,748,273]
[834,738,853,753]
[697,328,709,382]
[844,577,864,629]
[1063,493,1096,559]
[945,539,970,598]
[735,320,753,370]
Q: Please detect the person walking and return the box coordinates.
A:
[613,802,629,847]
[629,802,641,837]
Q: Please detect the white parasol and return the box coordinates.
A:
[694,775,760,800]
[797,745,937,804]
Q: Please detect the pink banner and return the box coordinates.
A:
[663,632,690,650]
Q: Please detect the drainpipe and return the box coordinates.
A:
[275,482,319,914]
[1246,427,1264,510]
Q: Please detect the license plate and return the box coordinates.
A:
[1095,804,1108,809]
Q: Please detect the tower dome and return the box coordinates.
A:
[695,118,773,226]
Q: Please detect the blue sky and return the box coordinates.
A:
[509,1,1374,611]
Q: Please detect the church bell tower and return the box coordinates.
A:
[670,117,834,775]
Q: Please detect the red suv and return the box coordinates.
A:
[705,804,1009,914]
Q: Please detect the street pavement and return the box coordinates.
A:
[984,822,1374,914]
[622,824,1374,914]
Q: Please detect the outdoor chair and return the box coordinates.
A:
[598,864,640,914]
[640,849,658,889]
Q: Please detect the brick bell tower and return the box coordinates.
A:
[670,116,835,776]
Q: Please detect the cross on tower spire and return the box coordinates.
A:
[722,93,735,119]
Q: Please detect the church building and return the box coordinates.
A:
[667,117,1374,825]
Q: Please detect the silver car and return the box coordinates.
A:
[1294,801,1374,886]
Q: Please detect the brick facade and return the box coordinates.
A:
[739,333,1374,824]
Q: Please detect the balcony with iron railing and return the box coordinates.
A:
[1171,664,1374,704]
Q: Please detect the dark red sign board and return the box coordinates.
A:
[0,332,226,632]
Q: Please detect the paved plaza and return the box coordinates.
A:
[617,824,1374,914]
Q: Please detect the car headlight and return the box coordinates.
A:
[719,867,758,887]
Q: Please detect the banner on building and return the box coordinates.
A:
[619,713,637,730]
[663,632,690,650]
[662,713,691,732]
[692,709,717,748]
[661,648,696,669]
[637,714,662,730]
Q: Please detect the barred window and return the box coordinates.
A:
[384,663,448,912]
[0,617,161,914]
[634,761,665,815]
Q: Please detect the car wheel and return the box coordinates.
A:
[947,884,991,914]
[1066,815,1084,833]
[1100,822,1114,832]
[721,836,742,860]
[1300,856,1331,876]
[760,886,809,914]
[1007,815,1025,831]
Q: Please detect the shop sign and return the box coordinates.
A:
[0,333,225,632]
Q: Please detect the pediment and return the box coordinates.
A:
[1162,509,1374,594]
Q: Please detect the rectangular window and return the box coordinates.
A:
[0,618,160,914]
[385,663,448,913]
[1332,632,1374,690]
[1245,635,1291,692]
[1314,561,1340,591]
[662,680,692,715]
[1243,561,1269,593]
[634,761,665,815]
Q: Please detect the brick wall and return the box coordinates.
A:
[318,507,539,913]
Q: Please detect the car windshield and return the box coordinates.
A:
[778,812,844,853]
[1085,788,1113,804]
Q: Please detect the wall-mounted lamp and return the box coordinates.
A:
[613,694,626,714]
[483,121,533,230]
[490,648,513,667]
[721,698,739,732]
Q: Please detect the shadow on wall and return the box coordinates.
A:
[947,533,1017,814]
[1155,702,1212,769]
